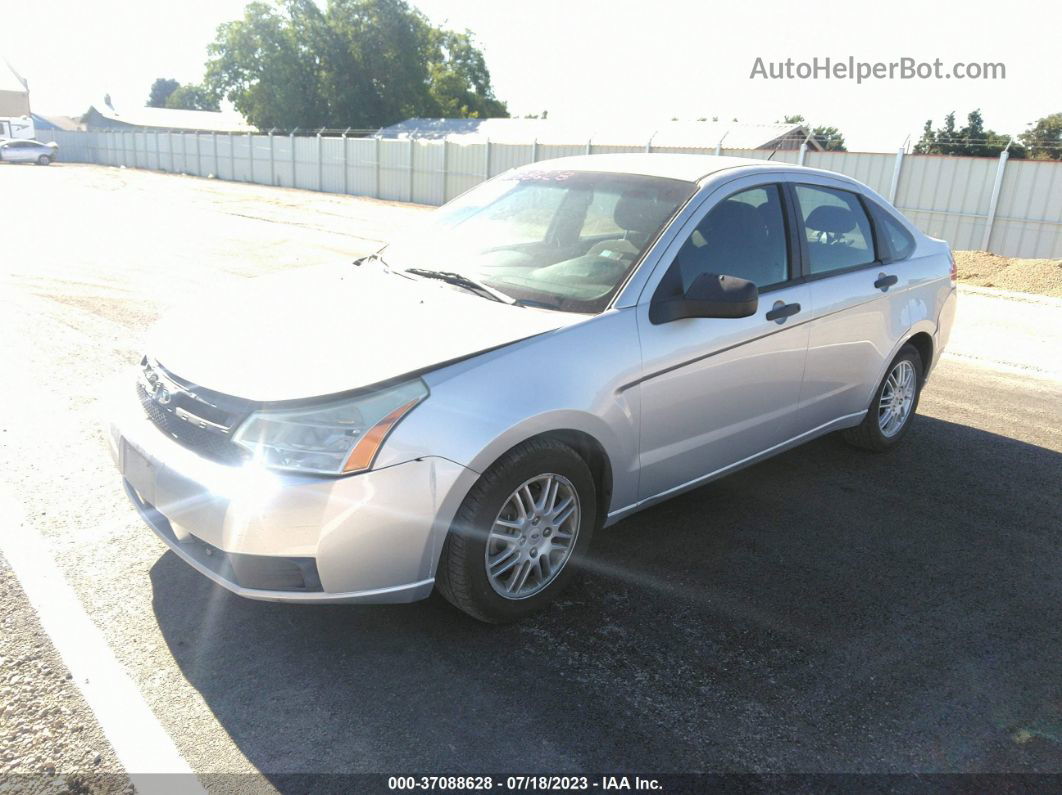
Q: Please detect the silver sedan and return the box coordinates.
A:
[0,138,58,165]
[107,154,957,622]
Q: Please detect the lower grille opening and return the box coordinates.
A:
[128,482,322,593]
[229,552,323,592]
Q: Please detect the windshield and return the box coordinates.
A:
[382,170,696,313]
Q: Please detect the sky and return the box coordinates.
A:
[3,0,1059,152]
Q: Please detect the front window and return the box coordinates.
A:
[660,185,791,297]
[382,170,696,313]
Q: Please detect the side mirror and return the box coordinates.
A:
[650,272,759,324]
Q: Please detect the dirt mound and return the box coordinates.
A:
[956,251,1062,297]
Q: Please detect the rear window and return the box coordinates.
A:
[794,185,876,274]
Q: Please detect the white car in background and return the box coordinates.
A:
[0,139,58,165]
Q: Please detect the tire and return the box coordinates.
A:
[37,155,52,166]
[843,344,924,452]
[436,438,597,623]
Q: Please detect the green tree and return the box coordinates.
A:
[1019,112,1062,160]
[812,126,846,151]
[205,2,328,130]
[426,29,508,118]
[165,84,221,111]
[317,0,436,128]
[776,115,845,151]
[147,78,180,108]
[914,109,1024,158]
[205,0,508,130]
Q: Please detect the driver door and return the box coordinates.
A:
[635,180,811,502]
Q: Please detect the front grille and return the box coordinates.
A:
[136,360,251,466]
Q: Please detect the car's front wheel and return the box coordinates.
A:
[436,438,596,623]
[843,343,924,451]
[37,155,52,166]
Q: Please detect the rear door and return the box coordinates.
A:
[634,178,811,502]
[789,181,908,430]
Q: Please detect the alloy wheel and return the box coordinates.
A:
[878,359,916,437]
[485,473,580,599]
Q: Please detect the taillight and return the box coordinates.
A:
[948,249,957,283]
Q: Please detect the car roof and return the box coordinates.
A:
[512,153,806,184]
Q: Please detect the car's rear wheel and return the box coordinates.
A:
[37,155,52,166]
[435,438,596,623]
[843,344,924,452]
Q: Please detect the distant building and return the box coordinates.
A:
[32,113,82,132]
[0,60,31,117]
[376,118,821,151]
[82,102,254,133]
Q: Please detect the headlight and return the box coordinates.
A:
[232,379,428,475]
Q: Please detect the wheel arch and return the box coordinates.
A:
[871,321,937,389]
[530,429,613,530]
[468,423,617,531]
[905,330,935,378]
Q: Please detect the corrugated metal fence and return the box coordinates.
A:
[40,130,1062,258]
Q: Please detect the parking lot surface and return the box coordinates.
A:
[1,165,1059,784]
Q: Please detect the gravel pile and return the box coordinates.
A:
[956,250,1062,296]
[0,558,132,794]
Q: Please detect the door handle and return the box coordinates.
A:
[874,273,898,290]
[765,301,801,322]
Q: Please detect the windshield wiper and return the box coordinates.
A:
[354,251,388,268]
[404,268,518,305]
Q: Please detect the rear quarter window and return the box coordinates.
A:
[870,204,917,262]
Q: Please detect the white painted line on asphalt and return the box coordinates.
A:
[0,487,204,795]
[941,351,1061,382]
[957,284,1062,307]
[945,285,1061,381]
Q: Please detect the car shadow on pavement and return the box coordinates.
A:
[150,416,1062,778]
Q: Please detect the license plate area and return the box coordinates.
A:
[122,439,157,506]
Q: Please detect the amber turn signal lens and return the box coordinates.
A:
[342,398,422,473]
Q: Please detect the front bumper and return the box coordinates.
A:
[106,381,477,603]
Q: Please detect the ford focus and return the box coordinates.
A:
[107,154,957,622]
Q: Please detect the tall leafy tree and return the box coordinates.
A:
[318,0,435,128]
[811,126,846,151]
[147,78,180,108]
[914,110,1024,158]
[205,0,508,130]
[1019,112,1062,160]
[165,84,221,111]
[205,1,328,129]
[426,29,508,118]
